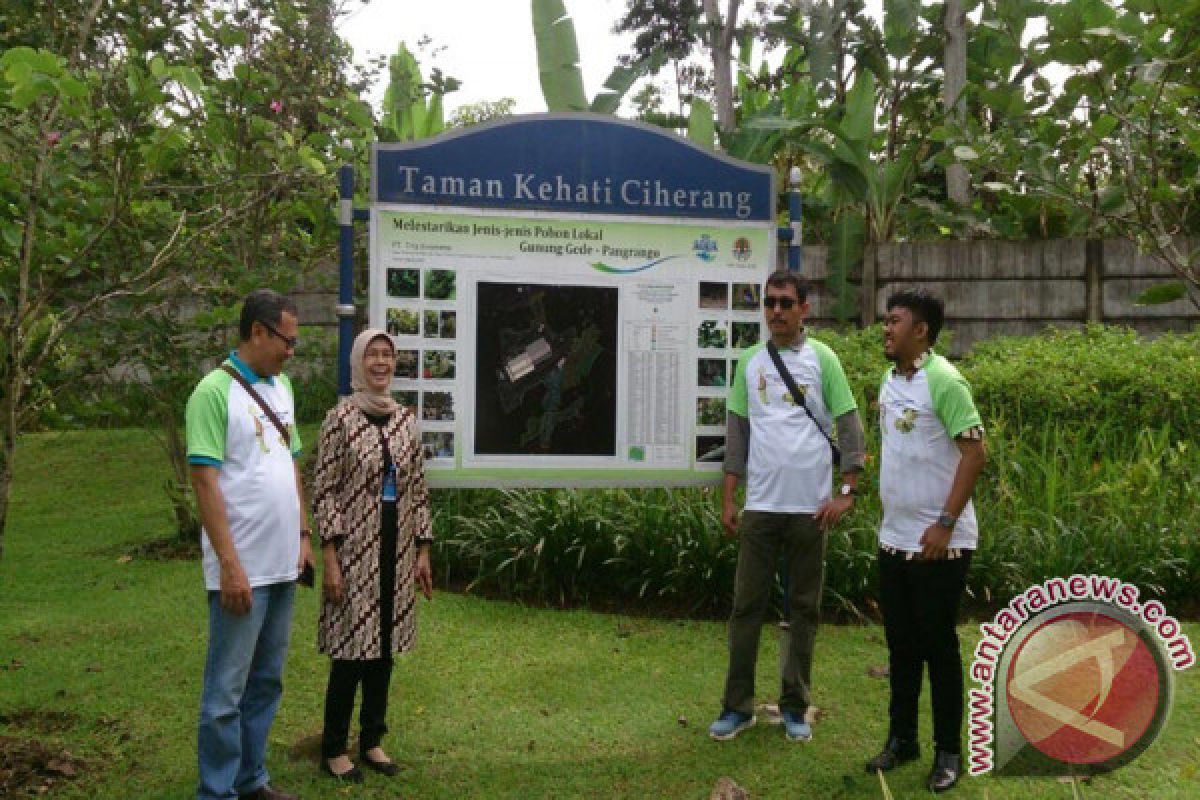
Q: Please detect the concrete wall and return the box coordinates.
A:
[787,238,1198,354]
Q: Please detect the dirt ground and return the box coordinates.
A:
[0,710,86,797]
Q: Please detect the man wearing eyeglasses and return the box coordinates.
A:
[709,270,865,744]
[186,289,315,800]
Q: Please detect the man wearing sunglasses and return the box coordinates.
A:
[709,270,865,743]
[186,289,315,800]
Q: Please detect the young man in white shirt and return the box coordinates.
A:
[866,288,986,792]
[709,270,865,743]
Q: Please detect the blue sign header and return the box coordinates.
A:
[372,114,774,223]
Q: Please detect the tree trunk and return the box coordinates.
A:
[161,404,201,542]
[0,433,13,562]
[944,0,970,207]
[860,243,878,328]
[702,0,741,134]
[0,365,22,561]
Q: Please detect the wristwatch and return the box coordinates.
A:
[936,511,957,530]
[839,483,856,497]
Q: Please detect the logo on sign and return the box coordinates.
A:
[733,237,752,261]
[693,234,718,262]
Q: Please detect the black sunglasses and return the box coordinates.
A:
[260,320,299,350]
[764,295,797,310]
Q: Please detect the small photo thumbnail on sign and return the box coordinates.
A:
[394,349,419,380]
[386,307,419,336]
[696,435,726,463]
[697,319,727,349]
[699,281,729,310]
[422,431,454,460]
[425,269,456,300]
[697,397,726,426]
[732,282,761,311]
[387,268,419,298]
[421,391,455,421]
[731,321,761,349]
[393,390,417,410]
[698,358,727,387]
[423,309,457,339]
[423,350,456,380]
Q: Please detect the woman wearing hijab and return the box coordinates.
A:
[312,329,433,782]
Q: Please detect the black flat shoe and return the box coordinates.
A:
[360,754,401,777]
[927,750,961,793]
[865,736,920,773]
[322,760,364,783]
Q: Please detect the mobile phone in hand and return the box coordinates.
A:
[298,562,315,587]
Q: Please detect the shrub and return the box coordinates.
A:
[963,325,1200,443]
[431,487,738,616]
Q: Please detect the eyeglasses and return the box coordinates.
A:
[260,320,299,350]
[764,295,797,310]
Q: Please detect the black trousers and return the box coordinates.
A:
[321,502,398,759]
[878,548,972,755]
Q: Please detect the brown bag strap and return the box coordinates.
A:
[221,364,292,448]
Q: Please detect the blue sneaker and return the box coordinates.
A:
[708,710,756,741]
[782,709,812,742]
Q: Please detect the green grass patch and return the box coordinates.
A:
[1,430,1198,798]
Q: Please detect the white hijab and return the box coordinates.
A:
[349,329,398,417]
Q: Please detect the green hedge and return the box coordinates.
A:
[814,323,1200,443]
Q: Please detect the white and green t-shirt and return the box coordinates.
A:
[185,353,303,591]
[729,338,857,513]
[878,353,983,552]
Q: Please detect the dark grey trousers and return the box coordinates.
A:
[721,511,826,716]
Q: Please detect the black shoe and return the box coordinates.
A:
[321,760,364,784]
[927,750,961,793]
[360,754,401,777]
[865,737,920,773]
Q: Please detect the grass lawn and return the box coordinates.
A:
[1,429,1197,799]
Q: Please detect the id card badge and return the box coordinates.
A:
[382,463,397,502]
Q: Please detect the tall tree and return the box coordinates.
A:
[615,0,743,133]
[0,0,373,555]
[614,0,705,123]
[963,0,1200,309]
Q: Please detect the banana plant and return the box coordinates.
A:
[531,0,662,115]
[379,42,460,141]
[741,0,934,323]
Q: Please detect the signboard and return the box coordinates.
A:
[369,114,775,487]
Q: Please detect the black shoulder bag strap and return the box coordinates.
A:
[221,364,292,449]
[765,340,841,468]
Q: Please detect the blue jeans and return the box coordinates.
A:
[197,582,295,800]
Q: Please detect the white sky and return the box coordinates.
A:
[336,1,1050,122]
[337,0,638,116]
